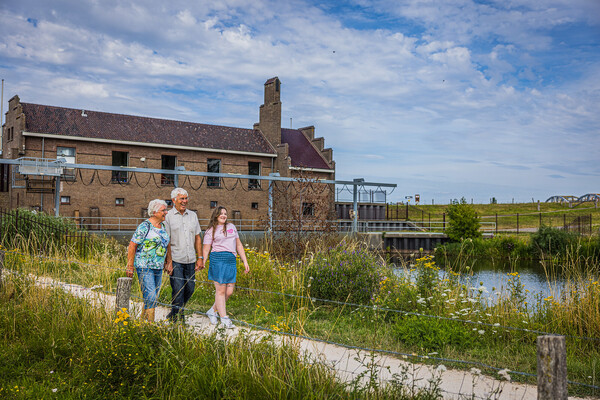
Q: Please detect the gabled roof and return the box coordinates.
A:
[281,128,333,170]
[21,103,276,155]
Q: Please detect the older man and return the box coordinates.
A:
[164,187,203,322]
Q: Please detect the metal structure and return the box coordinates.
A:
[0,158,396,233]
[545,195,578,203]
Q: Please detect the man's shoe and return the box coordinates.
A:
[206,307,219,325]
[220,316,235,329]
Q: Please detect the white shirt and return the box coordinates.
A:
[164,207,202,264]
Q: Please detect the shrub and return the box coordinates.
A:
[529,225,576,256]
[445,198,482,242]
[304,244,385,304]
[392,315,478,351]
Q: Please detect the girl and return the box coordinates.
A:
[203,206,250,328]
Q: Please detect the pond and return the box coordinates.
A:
[392,256,597,308]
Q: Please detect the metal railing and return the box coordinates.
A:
[62,215,496,234]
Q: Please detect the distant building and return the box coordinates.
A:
[0,77,335,226]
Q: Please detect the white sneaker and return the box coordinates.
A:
[206,307,218,325]
[220,316,235,329]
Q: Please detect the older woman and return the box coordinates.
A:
[126,199,170,322]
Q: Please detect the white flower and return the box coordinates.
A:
[50,371,54,374]
[90,285,103,290]
[470,368,481,375]
[52,388,58,393]
[493,323,500,327]
[436,364,447,373]
[498,369,511,381]
[478,330,485,335]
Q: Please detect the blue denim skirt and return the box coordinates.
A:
[207,251,237,284]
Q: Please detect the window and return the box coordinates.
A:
[210,201,218,209]
[207,159,221,188]
[0,164,9,192]
[161,155,176,185]
[7,127,14,142]
[60,196,71,205]
[57,146,76,180]
[111,151,129,183]
[115,198,124,206]
[302,202,315,217]
[251,202,259,210]
[248,161,261,189]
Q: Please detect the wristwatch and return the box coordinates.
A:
[197,256,204,260]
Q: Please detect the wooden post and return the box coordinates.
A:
[115,277,133,314]
[537,335,567,400]
[517,213,519,234]
[0,250,4,289]
[496,213,498,234]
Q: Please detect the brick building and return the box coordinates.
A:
[0,77,335,225]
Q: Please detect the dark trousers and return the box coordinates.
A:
[168,262,196,321]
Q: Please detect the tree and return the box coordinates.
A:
[446,197,481,241]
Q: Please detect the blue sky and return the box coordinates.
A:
[1,0,598,204]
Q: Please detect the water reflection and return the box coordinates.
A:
[390,256,577,308]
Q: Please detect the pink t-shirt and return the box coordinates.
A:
[203,223,239,255]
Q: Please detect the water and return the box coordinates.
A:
[393,257,593,308]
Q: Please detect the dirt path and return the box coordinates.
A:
[34,276,592,400]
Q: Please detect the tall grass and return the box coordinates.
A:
[0,274,444,399]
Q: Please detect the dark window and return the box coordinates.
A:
[207,159,220,188]
[248,161,260,189]
[165,199,173,206]
[0,164,9,192]
[57,147,76,181]
[210,201,218,209]
[302,202,315,217]
[251,202,259,210]
[115,198,124,206]
[111,151,129,183]
[161,155,176,185]
[60,196,70,205]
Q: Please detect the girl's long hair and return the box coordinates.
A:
[208,206,228,237]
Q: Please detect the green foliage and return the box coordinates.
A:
[529,225,576,256]
[392,315,478,351]
[445,198,482,242]
[304,244,385,304]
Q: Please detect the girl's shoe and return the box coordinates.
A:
[206,307,219,325]
[220,316,235,329]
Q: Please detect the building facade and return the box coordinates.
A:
[0,78,335,226]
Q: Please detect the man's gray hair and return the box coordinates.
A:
[147,199,168,217]
[171,187,188,200]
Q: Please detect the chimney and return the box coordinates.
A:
[258,77,282,147]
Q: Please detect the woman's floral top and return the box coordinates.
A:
[131,220,170,269]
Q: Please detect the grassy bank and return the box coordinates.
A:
[3,236,599,398]
[389,201,600,231]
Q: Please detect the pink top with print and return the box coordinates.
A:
[203,223,239,255]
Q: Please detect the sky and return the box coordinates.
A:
[0,0,599,204]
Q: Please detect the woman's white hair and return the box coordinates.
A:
[171,187,188,200]
[147,199,168,217]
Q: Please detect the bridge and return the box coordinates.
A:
[546,193,599,207]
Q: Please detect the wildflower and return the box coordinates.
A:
[470,368,481,375]
[498,369,511,381]
[478,330,485,335]
[436,364,447,373]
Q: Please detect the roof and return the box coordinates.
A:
[281,128,332,170]
[21,103,276,155]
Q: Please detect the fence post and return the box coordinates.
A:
[115,277,133,314]
[0,250,4,289]
[539,212,542,228]
[537,335,567,400]
[495,213,498,234]
[516,213,519,234]
[563,214,567,232]
[442,213,446,231]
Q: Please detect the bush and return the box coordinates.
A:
[529,225,576,256]
[304,244,385,304]
[445,198,482,242]
[392,315,478,351]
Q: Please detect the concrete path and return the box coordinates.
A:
[32,275,594,400]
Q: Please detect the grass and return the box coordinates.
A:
[1,233,600,398]
[388,201,600,231]
[0,275,445,399]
